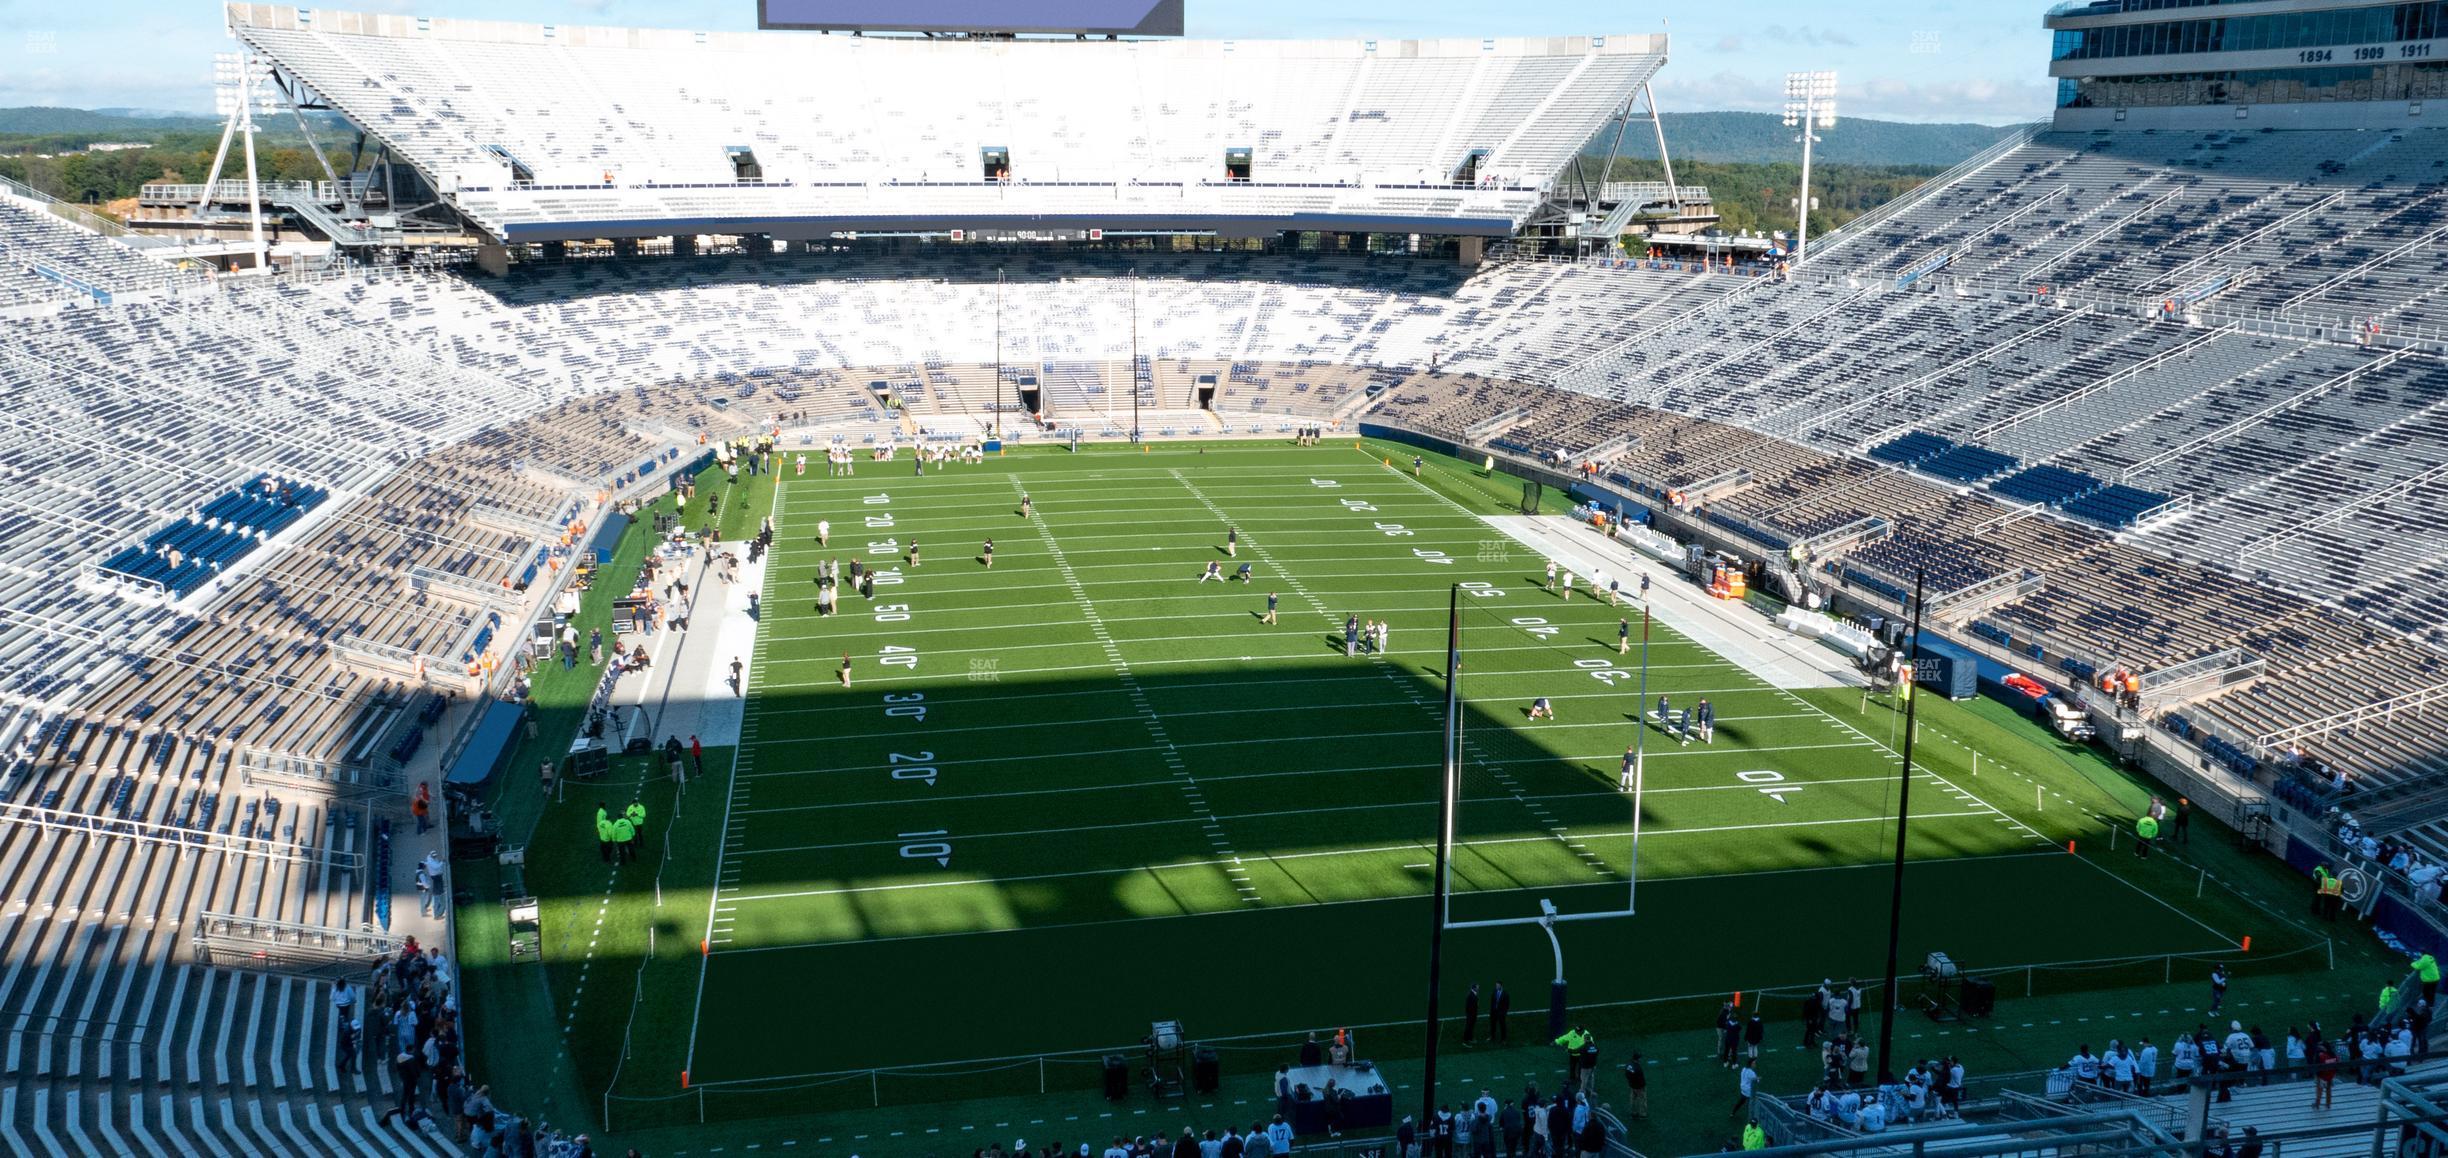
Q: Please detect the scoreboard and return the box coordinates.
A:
[758,0,1183,36]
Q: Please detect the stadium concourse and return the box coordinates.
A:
[3,3,2448,1155]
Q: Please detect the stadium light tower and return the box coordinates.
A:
[1783,70,1838,266]
[1128,270,1142,444]
[993,269,1004,444]
[208,51,275,271]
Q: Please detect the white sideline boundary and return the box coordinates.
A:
[1477,514,1867,690]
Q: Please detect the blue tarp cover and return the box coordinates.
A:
[447,699,527,787]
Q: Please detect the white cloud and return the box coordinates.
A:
[1759,24,1857,49]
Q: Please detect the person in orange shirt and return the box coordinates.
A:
[411,782,433,836]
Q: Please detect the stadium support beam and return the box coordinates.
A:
[1639,84,1675,215]
[276,71,342,190]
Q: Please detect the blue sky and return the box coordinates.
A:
[0,0,2057,123]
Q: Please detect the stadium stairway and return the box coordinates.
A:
[0,738,454,1155]
[2184,1058,2448,1156]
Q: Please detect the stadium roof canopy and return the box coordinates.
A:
[227,5,1664,243]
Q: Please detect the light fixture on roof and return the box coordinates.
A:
[1782,70,1838,266]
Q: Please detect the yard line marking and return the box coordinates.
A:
[757,628,1738,665]
[688,474,781,1069]
[727,774,1983,854]
[740,669,1760,724]
[737,766,1946,818]
[1015,475,1256,900]
[703,847,2074,960]
[1174,463,1613,879]
[721,808,2005,905]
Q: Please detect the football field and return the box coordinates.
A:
[676,441,2243,1094]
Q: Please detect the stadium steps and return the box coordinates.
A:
[0,741,414,1155]
[2184,1058,2448,1157]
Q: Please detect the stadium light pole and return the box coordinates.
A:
[1783,71,1838,266]
[1421,583,1464,1128]
[1129,270,1143,444]
[993,269,1004,443]
[1875,568,1927,1085]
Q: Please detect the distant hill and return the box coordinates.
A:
[1624,112,2025,169]
[0,107,222,136]
[0,105,2020,170]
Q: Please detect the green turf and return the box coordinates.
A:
[674,442,2279,1089]
[457,440,2374,1147]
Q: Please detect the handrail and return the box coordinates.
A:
[1805,123,2046,267]
[0,174,132,237]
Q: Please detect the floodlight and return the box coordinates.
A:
[1782,70,1840,265]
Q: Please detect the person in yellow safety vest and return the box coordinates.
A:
[611,813,637,865]
[2417,953,2441,1001]
[595,805,616,865]
[2380,983,2398,1014]
[1555,1026,1593,1082]
[1742,1123,1768,1150]
[625,801,648,856]
[2317,870,2345,922]
[2135,815,2160,859]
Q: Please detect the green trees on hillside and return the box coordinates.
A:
[0,133,332,208]
[1604,157,1942,238]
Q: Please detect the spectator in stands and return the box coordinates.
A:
[412,782,433,835]
[421,849,447,918]
[381,1047,427,1130]
[415,860,436,919]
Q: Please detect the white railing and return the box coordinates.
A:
[1804,122,2046,267]
[0,797,357,871]
[2256,679,2448,753]
[192,911,402,975]
[0,174,132,237]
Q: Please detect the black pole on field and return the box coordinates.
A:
[993,269,1004,444]
[1422,583,1462,1128]
[1129,270,1139,442]
[1875,568,1928,1085]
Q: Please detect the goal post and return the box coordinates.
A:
[1436,582,1646,932]
[1420,581,1648,1118]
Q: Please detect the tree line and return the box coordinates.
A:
[0,131,335,210]
[1602,157,1945,239]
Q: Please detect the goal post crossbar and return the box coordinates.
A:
[1435,584,1647,932]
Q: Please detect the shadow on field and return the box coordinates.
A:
[466,639,2291,1137]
